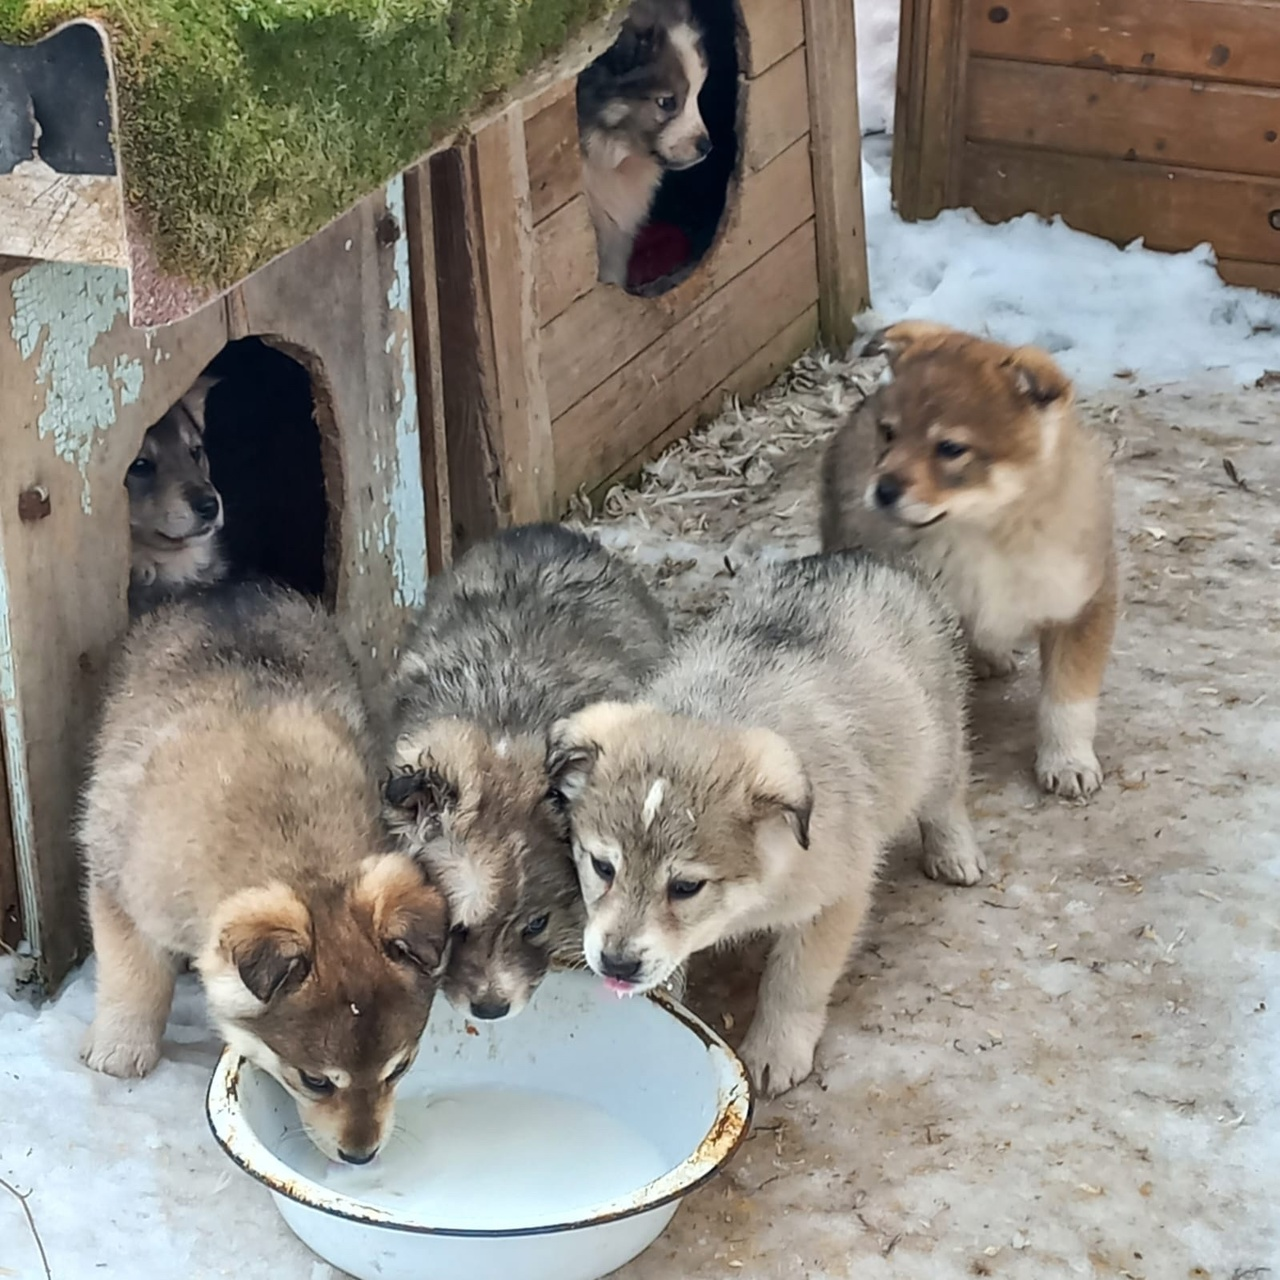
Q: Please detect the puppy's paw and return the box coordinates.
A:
[738,1021,819,1098]
[1036,745,1102,800]
[81,1025,160,1078]
[922,827,986,887]
[970,648,1018,680]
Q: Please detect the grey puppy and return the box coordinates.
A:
[79,581,448,1163]
[384,523,670,1022]
[548,551,983,1096]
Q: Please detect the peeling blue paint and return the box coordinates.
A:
[9,264,143,514]
[381,177,429,610]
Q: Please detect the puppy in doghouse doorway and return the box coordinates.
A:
[126,376,228,616]
[577,0,711,286]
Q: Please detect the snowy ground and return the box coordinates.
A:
[4,138,1280,1280]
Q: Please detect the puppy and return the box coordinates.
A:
[384,524,669,1022]
[576,0,711,286]
[79,582,449,1165]
[547,552,982,1096]
[821,321,1117,800]
[127,376,227,616]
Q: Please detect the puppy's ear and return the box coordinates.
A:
[382,763,458,837]
[209,884,313,1006]
[355,855,449,979]
[547,701,649,804]
[1001,346,1073,408]
[739,727,813,850]
[861,319,957,367]
[178,375,220,433]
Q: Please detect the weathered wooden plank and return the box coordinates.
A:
[553,221,819,498]
[961,141,1280,264]
[744,46,812,173]
[403,160,453,572]
[801,0,870,348]
[0,259,228,986]
[472,108,558,525]
[527,91,583,226]
[229,179,430,671]
[1217,256,1280,294]
[893,0,971,220]
[970,0,1280,87]
[542,136,816,419]
[967,56,1280,179]
[741,0,807,78]
[535,195,599,325]
[0,168,127,268]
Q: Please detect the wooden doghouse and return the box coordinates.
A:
[0,0,867,988]
[433,0,870,542]
[894,0,1280,294]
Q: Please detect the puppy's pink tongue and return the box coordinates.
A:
[603,977,636,998]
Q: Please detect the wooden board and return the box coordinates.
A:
[542,136,817,419]
[740,0,807,78]
[1217,257,1280,294]
[588,304,819,497]
[801,0,870,348]
[0,168,127,268]
[553,221,819,497]
[744,46,812,174]
[893,0,972,219]
[961,141,1280,264]
[970,0,1280,88]
[535,195,599,325]
[471,109,558,525]
[527,91,583,227]
[967,56,1280,179]
[0,259,228,986]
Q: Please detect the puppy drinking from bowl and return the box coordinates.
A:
[547,551,983,1096]
[126,376,228,616]
[79,581,449,1165]
[821,320,1117,799]
[384,524,670,1023]
[576,0,711,286]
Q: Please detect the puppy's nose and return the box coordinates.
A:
[600,953,643,982]
[338,1148,377,1166]
[694,134,712,158]
[191,491,220,521]
[874,476,902,508]
[470,998,511,1021]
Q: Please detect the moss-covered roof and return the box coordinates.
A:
[0,0,620,290]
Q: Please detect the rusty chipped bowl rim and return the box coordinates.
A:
[205,978,753,1239]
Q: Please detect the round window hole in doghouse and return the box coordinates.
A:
[580,0,742,299]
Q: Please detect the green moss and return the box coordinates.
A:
[0,0,620,287]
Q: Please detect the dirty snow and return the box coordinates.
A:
[4,95,1280,1280]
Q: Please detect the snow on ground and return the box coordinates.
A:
[4,118,1280,1280]
[855,0,899,135]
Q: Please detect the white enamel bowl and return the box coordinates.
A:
[206,970,752,1280]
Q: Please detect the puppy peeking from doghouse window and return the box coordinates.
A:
[577,0,739,294]
[126,376,228,618]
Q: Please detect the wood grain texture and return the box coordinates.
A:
[527,91,582,226]
[1217,256,1280,294]
[744,46,812,173]
[0,170,127,268]
[740,0,807,78]
[961,141,1280,264]
[970,0,1280,87]
[801,0,870,347]
[542,136,816,420]
[967,56,1280,179]
[553,222,819,498]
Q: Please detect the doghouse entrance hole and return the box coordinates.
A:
[200,338,334,602]
[594,0,741,297]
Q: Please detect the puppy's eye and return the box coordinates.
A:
[523,913,550,938]
[878,422,895,443]
[385,1058,412,1085]
[935,440,969,460]
[590,856,616,884]
[190,445,205,463]
[668,878,706,900]
[451,924,470,944]
[655,93,677,113]
[127,457,155,478]
[299,1071,335,1096]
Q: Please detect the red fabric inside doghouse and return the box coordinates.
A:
[627,221,693,289]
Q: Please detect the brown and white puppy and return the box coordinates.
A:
[548,552,982,1097]
[576,0,711,285]
[126,376,227,616]
[821,321,1117,800]
[79,582,449,1165]
[384,525,669,1023]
